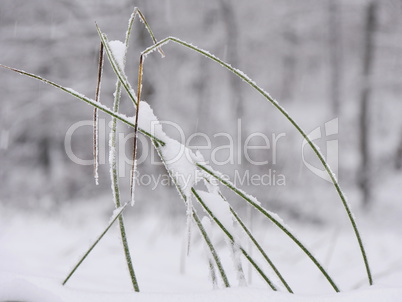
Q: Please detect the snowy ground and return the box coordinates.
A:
[0,197,401,302]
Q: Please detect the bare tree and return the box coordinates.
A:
[280,17,298,102]
[219,0,243,120]
[359,1,377,208]
[328,0,343,116]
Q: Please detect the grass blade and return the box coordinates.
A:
[130,55,143,205]
[96,24,138,106]
[93,42,104,186]
[107,10,142,292]
[202,177,292,292]
[62,202,129,286]
[198,164,340,292]
[192,188,278,291]
[153,140,230,288]
[0,64,164,146]
[230,206,293,293]
[140,36,372,286]
[192,209,230,288]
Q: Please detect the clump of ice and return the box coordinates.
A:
[108,40,126,71]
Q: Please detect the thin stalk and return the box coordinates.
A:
[108,10,141,292]
[62,203,129,286]
[192,188,278,291]
[2,61,341,291]
[0,64,164,146]
[130,55,143,204]
[203,176,292,292]
[230,207,293,293]
[2,61,338,291]
[140,36,371,286]
[1,22,371,288]
[118,214,139,292]
[96,24,138,106]
[208,259,218,289]
[192,209,230,288]
[93,42,104,185]
[198,164,340,292]
[134,8,165,57]
[96,11,164,108]
[153,140,230,288]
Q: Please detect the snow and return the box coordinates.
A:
[108,131,119,207]
[160,138,203,198]
[0,276,401,302]
[137,101,165,139]
[137,100,205,199]
[200,164,262,206]
[108,40,126,71]
[0,202,401,301]
[197,190,234,235]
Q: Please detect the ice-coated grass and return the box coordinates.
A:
[139,36,372,286]
[0,6,373,295]
[93,42,104,186]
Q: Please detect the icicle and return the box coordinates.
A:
[186,195,193,255]
[130,159,137,206]
[231,242,247,287]
[201,216,218,289]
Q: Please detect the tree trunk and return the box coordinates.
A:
[280,19,298,102]
[328,0,343,116]
[219,0,243,120]
[359,1,377,208]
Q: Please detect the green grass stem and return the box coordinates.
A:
[140,36,372,286]
[62,202,129,286]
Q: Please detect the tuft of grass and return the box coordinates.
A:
[0,6,373,293]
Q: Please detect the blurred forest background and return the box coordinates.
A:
[1,0,402,225]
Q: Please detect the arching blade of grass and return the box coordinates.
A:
[95,14,164,108]
[1,18,370,289]
[63,202,129,286]
[0,61,338,291]
[202,177,293,292]
[1,61,341,291]
[192,188,278,291]
[96,24,138,106]
[0,64,164,146]
[192,208,230,288]
[198,164,340,292]
[139,36,372,286]
[133,8,165,58]
[230,207,293,293]
[152,140,230,288]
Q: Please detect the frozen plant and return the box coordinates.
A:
[0,7,373,294]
